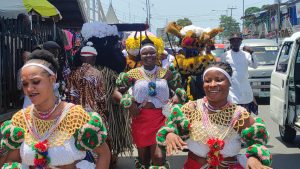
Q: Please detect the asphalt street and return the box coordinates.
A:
[116,101,300,169]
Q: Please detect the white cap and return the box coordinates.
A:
[80,42,98,57]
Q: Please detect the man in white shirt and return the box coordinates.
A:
[220,33,258,114]
[161,50,175,69]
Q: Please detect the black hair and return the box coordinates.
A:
[68,49,83,70]
[89,35,126,73]
[27,49,59,73]
[141,38,155,47]
[17,13,28,21]
[206,62,233,77]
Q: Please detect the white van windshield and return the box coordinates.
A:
[252,46,278,65]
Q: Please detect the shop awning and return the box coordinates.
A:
[0,0,61,19]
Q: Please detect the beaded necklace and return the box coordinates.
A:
[33,98,61,120]
[23,103,73,142]
[199,99,242,167]
[140,66,158,97]
[204,102,230,113]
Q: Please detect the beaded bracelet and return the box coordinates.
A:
[120,94,134,108]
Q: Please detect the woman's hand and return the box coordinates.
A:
[129,102,140,118]
[165,132,187,156]
[246,157,272,169]
[170,95,180,105]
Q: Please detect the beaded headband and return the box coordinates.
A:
[22,63,56,76]
[203,67,232,84]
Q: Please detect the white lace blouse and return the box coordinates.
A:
[20,136,93,168]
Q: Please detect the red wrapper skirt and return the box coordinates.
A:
[131,108,166,148]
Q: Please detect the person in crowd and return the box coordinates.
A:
[161,50,175,69]
[78,22,133,167]
[0,49,110,169]
[220,33,258,115]
[157,62,272,169]
[66,41,107,127]
[16,50,32,108]
[42,41,61,59]
[116,38,187,169]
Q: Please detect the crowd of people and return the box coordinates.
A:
[0,21,272,169]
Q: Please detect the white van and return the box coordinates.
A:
[270,32,300,143]
[242,39,279,99]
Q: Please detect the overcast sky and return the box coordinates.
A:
[101,0,285,33]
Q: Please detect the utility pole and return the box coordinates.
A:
[148,0,151,31]
[277,0,281,43]
[227,7,237,34]
[242,0,245,36]
[145,0,149,25]
[228,7,237,18]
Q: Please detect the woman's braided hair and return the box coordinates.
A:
[205,62,233,77]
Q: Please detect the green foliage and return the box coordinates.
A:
[261,5,271,10]
[245,7,261,27]
[219,15,240,39]
[176,18,192,27]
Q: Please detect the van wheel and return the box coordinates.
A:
[279,125,296,143]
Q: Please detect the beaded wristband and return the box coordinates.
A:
[120,94,134,109]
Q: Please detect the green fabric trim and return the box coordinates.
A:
[149,160,170,169]
[241,117,269,146]
[246,144,272,166]
[168,64,182,89]
[156,104,190,152]
[175,88,188,103]
[0,120,24,150]
[2,162,22,169]
[120,93,134,108]
[74,112,107,151]
[116,72,134,88]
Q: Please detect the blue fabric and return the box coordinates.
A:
[289,6,298,26]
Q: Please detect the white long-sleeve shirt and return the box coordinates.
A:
[220,50,258,104]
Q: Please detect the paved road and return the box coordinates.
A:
[116,102,300,169]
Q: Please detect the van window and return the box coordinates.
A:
[252,46,278,65]
[276,42,292,73]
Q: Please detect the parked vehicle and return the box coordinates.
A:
[242,39,279,98]
[211,44,226,58]
[270,32,300,143]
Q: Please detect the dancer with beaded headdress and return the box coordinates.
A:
[116,37,188,169]
[157,62,272,169]
[165,22,223,100]
[0,49,110,169]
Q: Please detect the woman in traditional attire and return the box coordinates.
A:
[157,62,272,169]
[0,50,110,169]
[116,38,187,169]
